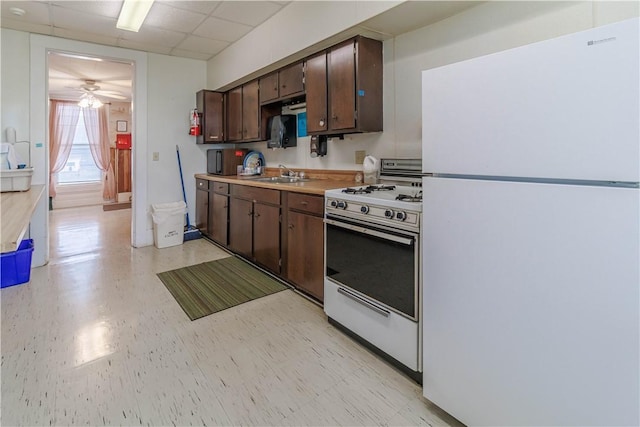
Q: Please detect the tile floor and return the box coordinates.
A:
[1,206,461,426]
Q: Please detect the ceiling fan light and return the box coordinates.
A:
[91,99,103,108]
[117,0,154,32]
[78,98,90,108]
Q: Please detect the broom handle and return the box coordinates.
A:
[176,145,191,228]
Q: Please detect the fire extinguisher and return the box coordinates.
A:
[189,108,201,136]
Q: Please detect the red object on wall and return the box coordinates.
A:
[116,133,131,149]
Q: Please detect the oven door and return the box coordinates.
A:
[324,214,419,320]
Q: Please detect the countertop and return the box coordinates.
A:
[195,173,358,196]
[1,184,45,253]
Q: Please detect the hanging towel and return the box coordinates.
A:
[0,143,22,170]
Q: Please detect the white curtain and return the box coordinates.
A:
[83,106,116,200]
[49,100,80,198]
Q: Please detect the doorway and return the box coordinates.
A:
[47,51,134,212]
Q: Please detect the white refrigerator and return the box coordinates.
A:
[421,18,639,426]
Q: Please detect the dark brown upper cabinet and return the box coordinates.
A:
[259,62,305,105]
[226,80,261,142]
[196,90,225,144]
[306,36,383,136]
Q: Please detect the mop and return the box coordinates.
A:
[176,145,202,241]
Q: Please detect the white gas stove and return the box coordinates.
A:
[323,158,424,383]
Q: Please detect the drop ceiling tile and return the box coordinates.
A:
[144,2,207,33]
[176,35,229,55]
[212,1,282,26]
[193,16,252,43]
[51,1,123,19]
[1,1,51,25]
[51,5,122,37]
[170,49,213,61]
[157,0,221,15]
[0,18,53,35]
[120,25,186,47]
[118,39,173,55]
[52,28,119,47]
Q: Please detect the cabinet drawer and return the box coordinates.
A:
[232,185,280,205]
[196,178,209,190]
[212,182,229,194]
[287,192,323,215]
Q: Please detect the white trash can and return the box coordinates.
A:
[151,201,186,248]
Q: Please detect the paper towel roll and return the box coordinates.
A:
[5,127,16,143]
[363,155,379,184]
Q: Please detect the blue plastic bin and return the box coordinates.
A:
[1,239,34,288]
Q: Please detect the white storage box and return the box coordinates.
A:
[0,168,33,192]
[151,201,186,248]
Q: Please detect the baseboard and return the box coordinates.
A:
[103,202,131,211]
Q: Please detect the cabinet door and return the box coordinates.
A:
[195,183,209,236]
[227,86,243,141]
[253,202,280,274]
[201,90,224,143]
[242,80,260,140]
[210,193,229,246]
[229,197,253,258]
[259,72,279,104]
[305,52,328,133]
[279,62,304,98]
[287,211,324,301]
[328,40,356,131]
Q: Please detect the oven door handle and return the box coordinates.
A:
[337,286,390,317]
[324,218,415,246]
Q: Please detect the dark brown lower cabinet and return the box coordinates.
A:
[285,192,325,301]
[229,197,253,258]
[195,179,209,236]
[229,185,281,274]
[210,193,229,245]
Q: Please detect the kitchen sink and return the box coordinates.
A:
[251,176,314,183]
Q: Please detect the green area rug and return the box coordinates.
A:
[157,256,288,320]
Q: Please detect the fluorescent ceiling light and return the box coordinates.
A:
[117,0,154,32]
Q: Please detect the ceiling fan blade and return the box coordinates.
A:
[95,90,128,100]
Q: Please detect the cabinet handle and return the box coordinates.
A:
[288,224,294,230]
[248,211,253,216]
[300,201,308,206]
[254,212,261,218]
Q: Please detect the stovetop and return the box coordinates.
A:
[325,184,422,232]
[326,184,423,212]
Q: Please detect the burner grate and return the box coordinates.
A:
[342,187,372,194]
[366,185,396,192]
[396,191,422,202]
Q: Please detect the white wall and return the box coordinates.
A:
[146,53,207,233]
[207,1,639,173]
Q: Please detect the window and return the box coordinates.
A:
[58,109,102,184]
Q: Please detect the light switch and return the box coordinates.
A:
[153,152,159,161]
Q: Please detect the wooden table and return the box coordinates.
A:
[1,185,45,253]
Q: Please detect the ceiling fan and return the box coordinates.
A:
[77,80,128,101]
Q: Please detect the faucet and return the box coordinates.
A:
[278,164,296,177]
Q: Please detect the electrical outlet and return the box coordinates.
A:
[355,150,366,164]
[153,152,159,161]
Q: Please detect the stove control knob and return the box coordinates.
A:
[337,201,347,209]
[329,199,338,208]
[384,209,395,219]
[360,205,369,214]
[396,211,407,221]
